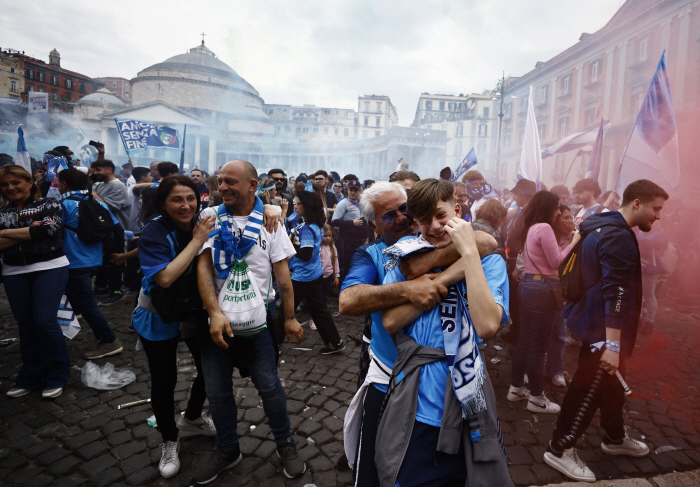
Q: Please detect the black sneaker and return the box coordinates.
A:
[93,287,109,297]
[99,291,123,307]
[276,437,306,478]
[192,446,242,485]
[320,339,346,355]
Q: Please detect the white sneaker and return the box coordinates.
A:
[42,388,63,399]
[507,385,530,402]
[551,374,566,387]
[544,447,596,482]
[176,411,216,437]
[6,388,31,398]
[159,440,180,478]
[601,435,649,457]
[527,394,561,413]
[524,373,529,384]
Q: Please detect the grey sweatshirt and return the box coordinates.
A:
[94,179,131,230]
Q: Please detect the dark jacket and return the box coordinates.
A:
[0,197,65,266]
[562,211,642,357]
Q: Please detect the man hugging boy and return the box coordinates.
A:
[375,178,513,487]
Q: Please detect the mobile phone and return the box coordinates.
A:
[89,140,100,147]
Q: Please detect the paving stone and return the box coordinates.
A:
[321,416,343,433]
[6,465,45,484]
[111,440,146,461]
[124,411,151,427]
[119,452,151,475]
[76,440,111,461]
[313,470,338,487]
[36,447,70,466]
[507,445,533,465]
[288,389,313,402]
[125,465,159,486]
[78,453,118,477]
[254,440,277,458]
[107,430,132,446]
[298,419,322,436]
[101,420,126,436]
[64,430,102,450]
[47,455,82,476]
[239,436,263,455]
[244,408,266,424]
[23,439,55,458]
[91,467,125,487]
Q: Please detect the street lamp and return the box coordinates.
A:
[494,72,507,188]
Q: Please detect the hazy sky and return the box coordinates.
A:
[4,0,622,125]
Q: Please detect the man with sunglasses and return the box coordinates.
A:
[267,168,293,217]
[333,181,344,203]
[313,170,338,210]
[339,181,498,487]
[332,180,372,283]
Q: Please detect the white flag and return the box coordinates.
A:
[518,86,542,190]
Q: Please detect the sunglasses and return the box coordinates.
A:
[272,177,287,182]
[381,202,411,226]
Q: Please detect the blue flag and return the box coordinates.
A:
[618,51,679,191]
[451,148,478,182]
[585,118,605,180]
[115,118,185,154]
[16,127,31,173]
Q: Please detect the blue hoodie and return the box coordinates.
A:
[562,211,642,357]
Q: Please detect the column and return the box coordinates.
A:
[548,77,557,138]
[603,47,615,116]
[116,129,125,156]
[614,42,628,124]
[675,8,692,105]
[209,137,217,174]
[573,63,584,130]
[194,135,201,168]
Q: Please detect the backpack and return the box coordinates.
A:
[558,237,585,302]
[64,192,114,243]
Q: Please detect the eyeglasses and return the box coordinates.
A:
[380,202,411,226]
[272,177,287,182]
[334,184,342,189]
[314,177,325,182]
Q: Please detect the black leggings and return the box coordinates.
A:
[292,277,341,347]
[139,334,207,442]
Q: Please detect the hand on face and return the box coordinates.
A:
[443,217,478,257]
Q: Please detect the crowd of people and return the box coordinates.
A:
[0,144,674,484]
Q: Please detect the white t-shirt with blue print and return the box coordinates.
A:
[383,254,509,427]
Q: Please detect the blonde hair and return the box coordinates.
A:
[0,165,41,209]
[206,175,219,193]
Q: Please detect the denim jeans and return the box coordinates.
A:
[545,314,566,378]
[511,274,560,396]
[65,266,116,343]
[3,265,70,389]
[200,325,291,454]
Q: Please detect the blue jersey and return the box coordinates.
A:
[383,254,509,426]
[341,238,399,392]
[290,223,323,282]
[61,192,119,269]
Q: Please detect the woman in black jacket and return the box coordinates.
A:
[0,165,70,399]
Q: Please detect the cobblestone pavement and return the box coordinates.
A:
[0,287,698,487]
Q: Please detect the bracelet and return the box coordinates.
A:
[605,340,621,353]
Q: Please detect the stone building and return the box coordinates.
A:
[357,95,398,138]
[412,92,498,176]
[497,0,700,194]
[0,50,24,100]
[94,77,132,104]
[263,103,357,140]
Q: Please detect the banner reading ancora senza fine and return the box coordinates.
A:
[114,118,185,154]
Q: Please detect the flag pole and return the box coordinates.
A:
[613,120,638,193]
[563,149,583,187]
[179,124,187,172]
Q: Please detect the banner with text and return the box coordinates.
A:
[114,118,185,154]
[27,92,49,133]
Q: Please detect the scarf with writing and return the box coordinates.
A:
[383,236,487,420]
[208,197,264,279]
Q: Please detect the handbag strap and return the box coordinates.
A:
[525,242,546,276]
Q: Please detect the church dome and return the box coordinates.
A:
[80,88,126,107]
[137,41,257,96]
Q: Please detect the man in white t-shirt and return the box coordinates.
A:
[193,160,306,483]
[572,178,613,229]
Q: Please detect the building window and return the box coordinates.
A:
[65,79,72,89]
[560,74,571,95]
[364,101,370,111]
[376,102,382,113]
[375,131,381,137]
[584,106,598,126]
[334,127,339,135]
[344,128,349,136]
[589,60,600,83]
[479,124,488,137]
[482,107,490,118]
[51,89,57,94]
[27,84,34,92]
[426,100,432,110]
[448,102,456,111]
[323,128,328,135]
[558,117,569,136]
[456,124,463,138]
[28,69,34,79]
[276,126,281,133]
[295,127,301,134]
[455,141,462,156]
[504,103,512,118]
[285,126,290,133]
[375,116,381,127]
[503,134,511,149]
[38,72,45,82]
[65,93,72,101]
[38,86,45,92]
[10,80,17,92]
[51,75,58,86]
[477,143,486,155]
[439,101,445,111]
[303,127,309,134]
[638,37,648,62]
[540,85,548,104]
[268,109,273,115]
[80,83,86,93]
[113,81,117,88]
[364,116,369,127]
[520,95,528,112]
[363,130,368,138]
[313,128,318,134]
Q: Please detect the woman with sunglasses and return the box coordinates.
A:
[289,190,344,355]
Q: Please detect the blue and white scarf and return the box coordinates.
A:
[383,236,487,419]
[60,189,89,201]
[208,197,264,279]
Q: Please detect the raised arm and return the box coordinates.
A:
[153,216,214,288]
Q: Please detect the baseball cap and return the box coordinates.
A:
[347,180,361,189]
[510,179,537,195]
